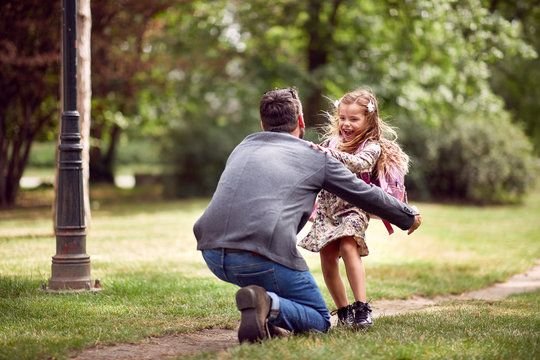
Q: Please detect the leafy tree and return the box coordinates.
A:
[154,0,536,202]
[0,1,60,208]
[89,0,175,183]
[136,1,263,196]
[366,0,537,201]
[3,0,535,205]
[487,0,540,154]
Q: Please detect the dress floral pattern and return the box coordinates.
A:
[298,139,381,256]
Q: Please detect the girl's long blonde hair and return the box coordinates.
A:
[321,88,409,179]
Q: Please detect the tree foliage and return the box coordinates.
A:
[0,1,60,208]
[487,0,540,154]
[2,0,538,205]
[89,0,175,182]
[151,0,536,201]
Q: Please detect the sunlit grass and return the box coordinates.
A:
[200,291,539,360]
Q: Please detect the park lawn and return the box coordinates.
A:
[0,185,539,360]
[188,291,540,360]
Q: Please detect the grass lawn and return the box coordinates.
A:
[0,185,539,360]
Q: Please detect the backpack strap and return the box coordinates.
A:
[360,172,371,183]
[382,220,395,235]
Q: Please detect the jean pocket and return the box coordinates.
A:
[234,268,280,293]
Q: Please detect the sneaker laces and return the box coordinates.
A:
[331,305,354,319]
[354,301,372,320]
[330,305,350,316]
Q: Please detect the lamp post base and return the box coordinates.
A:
[48,253,92,290]
[44,278,103,292]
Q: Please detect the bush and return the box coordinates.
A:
[27,141,56,168]
[162,118,256,198]
[404,114,536,204]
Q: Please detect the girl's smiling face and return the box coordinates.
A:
[338,103,368,142]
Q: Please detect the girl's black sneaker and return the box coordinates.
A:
[332,304,355,326]
[352,301,373,328]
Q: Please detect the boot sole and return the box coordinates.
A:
[236,287,268,343]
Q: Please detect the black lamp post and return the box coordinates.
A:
[48,0,92,290]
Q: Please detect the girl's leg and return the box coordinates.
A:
[320,240,349,308]
[339,236,367,302]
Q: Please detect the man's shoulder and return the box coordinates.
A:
[241,132,310,149]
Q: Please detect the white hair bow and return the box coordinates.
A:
[367,100,375,112]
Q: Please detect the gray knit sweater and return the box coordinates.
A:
[194,132,416,271]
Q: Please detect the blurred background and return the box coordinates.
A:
[1,0,539,210]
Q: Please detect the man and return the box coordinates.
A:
[194,88,421,343]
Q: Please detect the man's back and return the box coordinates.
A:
[194,131,323,271]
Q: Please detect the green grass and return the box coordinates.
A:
[1,185,539,359]
[193,291,539,360]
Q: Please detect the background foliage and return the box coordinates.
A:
[146,0,538,202]
[4,0,539,205]
[0,1,61,207]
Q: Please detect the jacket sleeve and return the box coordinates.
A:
[321,154,416,230]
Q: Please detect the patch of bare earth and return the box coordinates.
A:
[71,329,236,360]
[71,261,540,360]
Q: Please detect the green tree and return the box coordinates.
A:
[4,0,534,205]
[0,1,60,208]
[487,0,540,154]
[89,0,175,183]
[154,0,536,202]
[367,0,537,201]
[136,1,263,196]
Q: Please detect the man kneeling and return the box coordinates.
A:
[193,88,421,342]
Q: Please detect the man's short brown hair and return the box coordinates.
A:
[259,88,302,133]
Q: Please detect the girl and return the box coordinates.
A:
[299,89,409,328]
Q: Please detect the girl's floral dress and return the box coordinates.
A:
[298,138,381,256]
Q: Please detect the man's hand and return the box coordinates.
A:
[407,205,421,235]
[309,142,331,155]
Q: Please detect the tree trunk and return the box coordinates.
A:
[89,122,120,184]
[304,0,342,130]
[0,114,8,206]
[78,0,92,224]
[0,99,39,208]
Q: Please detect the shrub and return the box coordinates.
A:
[161,116,257,198]
[404,114,536,204]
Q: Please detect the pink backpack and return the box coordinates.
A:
[329,138,408,235]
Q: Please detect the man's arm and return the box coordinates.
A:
[322,156,420,232]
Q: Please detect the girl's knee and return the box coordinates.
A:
[320,252,339,268]
[340,237,358,253]
[321,243,340,260]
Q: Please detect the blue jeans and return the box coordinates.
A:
[201,249,331,333]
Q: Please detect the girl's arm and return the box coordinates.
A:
[323,141,381,175]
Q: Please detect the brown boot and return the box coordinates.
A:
[235,285,271,343]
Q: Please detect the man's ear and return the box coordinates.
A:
[260,121,265,131]
[298,114,305,129]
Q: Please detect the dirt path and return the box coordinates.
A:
[71,261,540,360]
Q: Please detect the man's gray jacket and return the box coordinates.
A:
[194,131,417,271]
